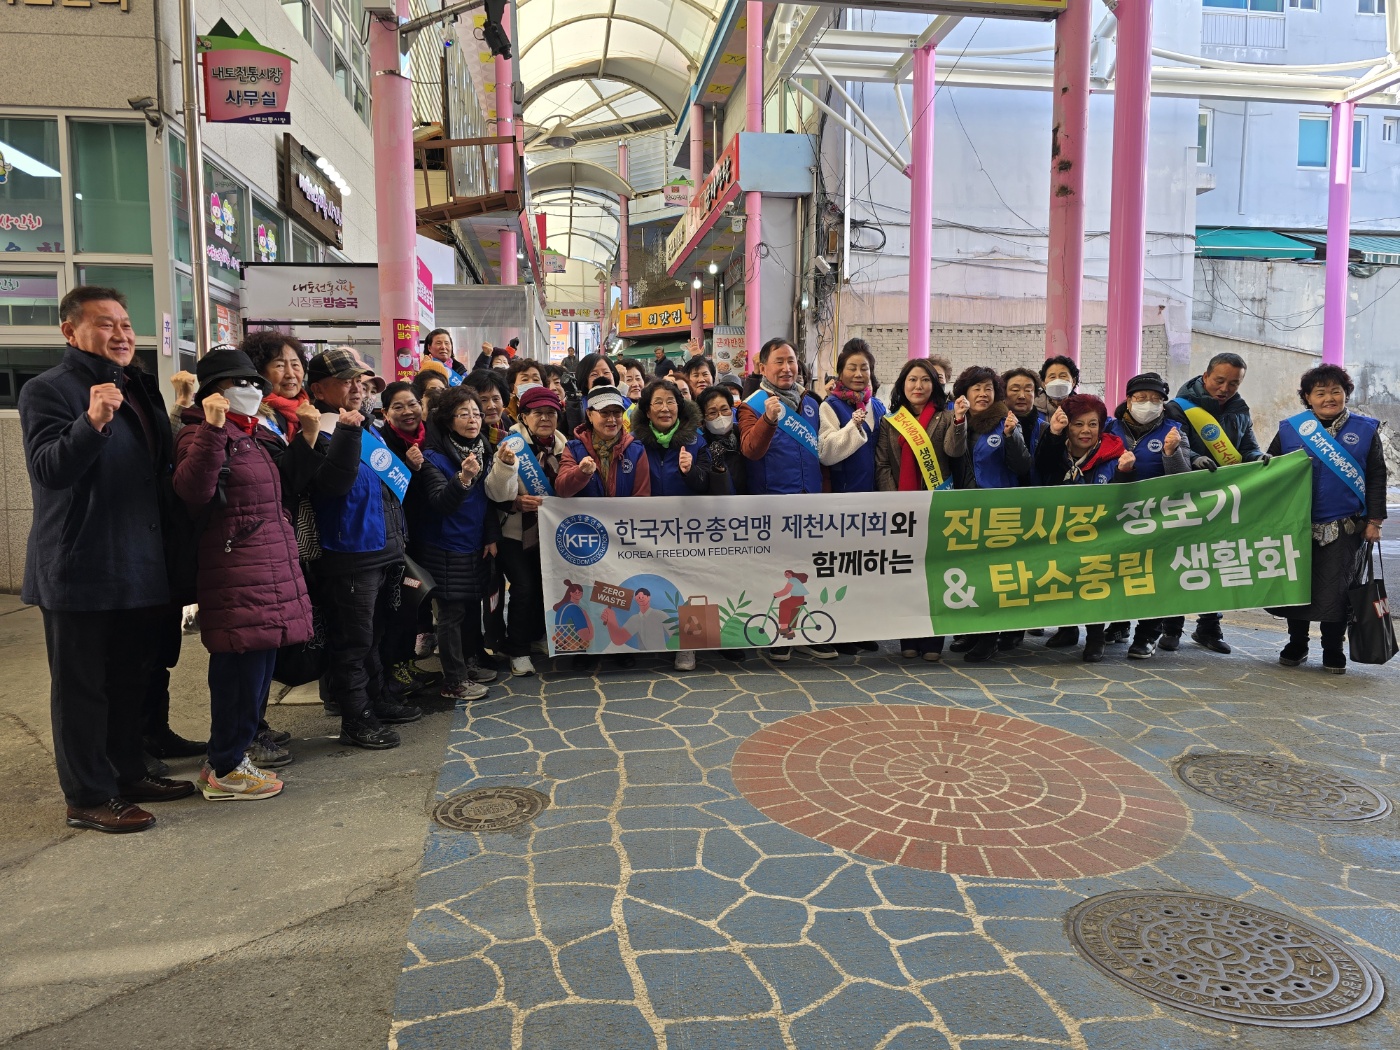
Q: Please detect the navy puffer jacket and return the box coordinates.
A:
[174,409,313,654]
[407,419,501,602]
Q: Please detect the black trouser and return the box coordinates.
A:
[434,597,484,682]
[497,539,544,658]
[317,564,398,724]
[1288,618,1346,653]
[377,563,417,673]
[43,606,163,807]
[141,604,184,738]
[207,649,276,776]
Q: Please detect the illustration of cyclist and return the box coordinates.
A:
[773,570,810,640]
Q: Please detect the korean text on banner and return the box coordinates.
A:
[536,455,1312,655]
[393,318,420,383]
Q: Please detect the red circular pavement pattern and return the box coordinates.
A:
[730,705,1189,880]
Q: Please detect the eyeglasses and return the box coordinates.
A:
[228,378,260,388]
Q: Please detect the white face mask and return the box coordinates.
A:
[705,414,733,436]
[1045,380,1073,401]
[225,384,264,416]
[1128,400,1163,425]
[516,382,541,398]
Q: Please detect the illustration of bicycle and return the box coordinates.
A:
[743,597,836,646]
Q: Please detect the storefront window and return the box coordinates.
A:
[291,226,320,263]
[251,198,284,263]
[205,164,244,285]
[176,271,193,344]
[174,271,240,349]
[76,264,155,336]
[70,122,151,254]
[0,119,64,254]
[0,272,60,327]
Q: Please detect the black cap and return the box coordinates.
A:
[1126,372,1169,399]
[195,348,270,403]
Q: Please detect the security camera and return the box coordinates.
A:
[127,96,157,111]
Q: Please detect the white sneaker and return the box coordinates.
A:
[510,655,536,676]
[674,649,697,671]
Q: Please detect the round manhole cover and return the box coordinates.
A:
[431,787,549,832]
[1176,753,1391,823]
[1068,891,1384,1028]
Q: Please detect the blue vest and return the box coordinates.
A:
[566,436,645,498]
[1020,412,1048,486]
[414,448,493,553]
[1277,414,1376,522]
[824,395,885,493]
[312,452,390,553]
[1080,458,1117,485]
[648,435,707,497]
[1106,416,1182,480]
[748,393,824,495]
[969,426,1018,490]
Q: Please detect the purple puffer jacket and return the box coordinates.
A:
[173,409,313,654]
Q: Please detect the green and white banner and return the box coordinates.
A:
[537,453,1312,655]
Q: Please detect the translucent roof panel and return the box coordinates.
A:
[524,79,663,140]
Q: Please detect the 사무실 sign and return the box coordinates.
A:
[537,455,1312,655]
[200,20,292,125]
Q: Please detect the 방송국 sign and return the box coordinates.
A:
[537,456,1312,655]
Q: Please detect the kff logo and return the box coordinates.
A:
[556,515,609,567]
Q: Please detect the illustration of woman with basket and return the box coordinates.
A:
[551,580,594,655]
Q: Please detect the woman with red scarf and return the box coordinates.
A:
[875,358,955,662]
[1033,392,1138,662]
[819,339,885,493]
[174,349,312,801]
[242,331,313,442]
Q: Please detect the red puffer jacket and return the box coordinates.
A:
[173,410,313,654]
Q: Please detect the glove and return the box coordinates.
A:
[1191,455,1218,473]
[1258,452,1272,466]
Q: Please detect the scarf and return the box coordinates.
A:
[967,399,1009,435]
[228,412,257,436]
[1314,409,1358,546]
[898,402,939,492]
[391,421,426,449]
[263,391,308,438]
[1064,432,1125,483]
[760,378,803,414]
[591,430,620,481]
[447,429,488,472]
[650,419,681,449]
[829,381,871,411]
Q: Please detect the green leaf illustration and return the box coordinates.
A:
[835,585,847,602]
[820,587,829,605]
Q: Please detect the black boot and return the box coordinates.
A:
[1046,626,1080,648]
[1280,619,1309,667]
[1082,625,1106,663]
[1321,621,1346,675]
[997,631,1023,652]
[949,635,976,653]
[963,635,1000,663]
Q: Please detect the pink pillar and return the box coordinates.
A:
[1104,0,1153,404]
[1323,101,1355,366]
[617,142,630,309]
[494,10,514,194]
[369,0,416,365]
[743,0,763,371]
[689,105,706,350]
[1045,0,1091,364]
[906,45,935,361]
[499,228,517,285]
[690,103,704,201]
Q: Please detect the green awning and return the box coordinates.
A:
[1196,228,1316,260]
[1291,232,1400,265]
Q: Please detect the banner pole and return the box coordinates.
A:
[178,0,211,359]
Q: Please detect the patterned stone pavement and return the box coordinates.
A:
[389,624,1400,1050]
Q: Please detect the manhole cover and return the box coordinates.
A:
[431,787,549,832]
[1176,753,1392,822]
[1067,890,1384,1028]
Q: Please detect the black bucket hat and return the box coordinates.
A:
[195,348,271,403]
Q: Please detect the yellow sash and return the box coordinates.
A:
[887,408,949,491]
[1176,400,1242,466]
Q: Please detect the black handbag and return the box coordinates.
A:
[274,602,328,686]
[1348,542,1397,665]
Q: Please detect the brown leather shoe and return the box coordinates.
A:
[119,775,196,803]
[66,798,156,833]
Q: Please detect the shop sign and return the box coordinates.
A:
[545,303,605,321]
[281,133,344,249]
[859,0,1064,16]
[548,321,570,362]
[664,136,740,272]
[215,303,236,344]
[199,20,293,125]
[663,178,693,208]
[541,248,567,274]
[416,257,434,330]
[5,0,131,10]
[711,325,744,373]
[618,298,714,337]
[241,263,379,323]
